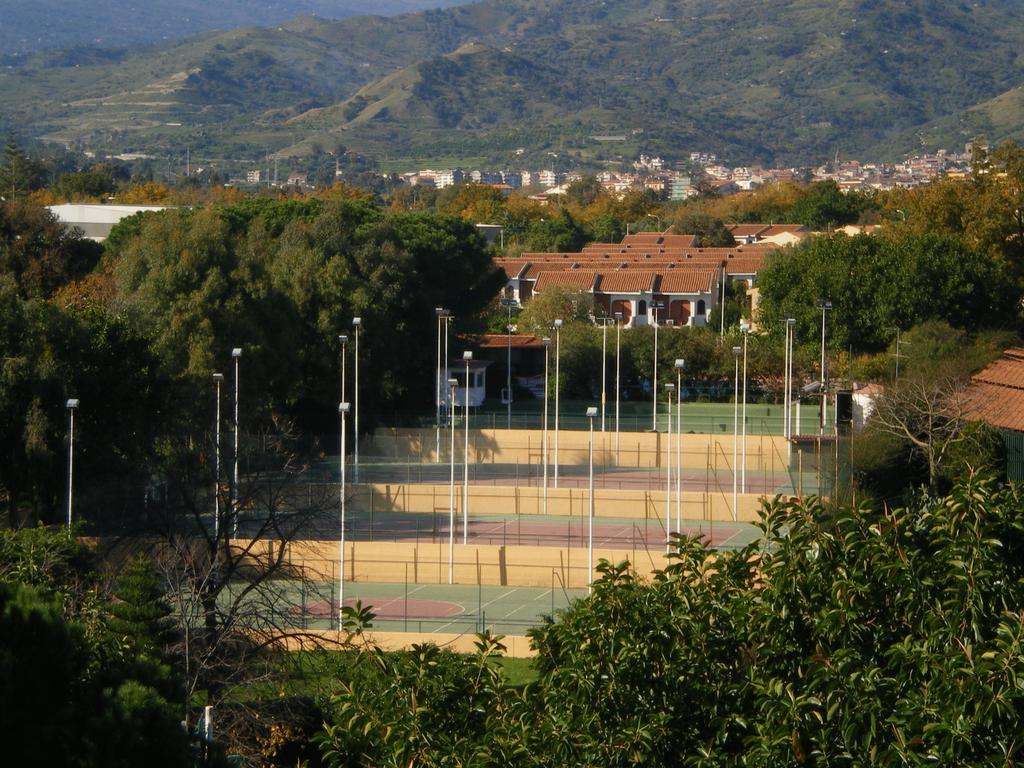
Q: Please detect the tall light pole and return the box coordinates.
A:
[740,320,750,493]
[447,378,458,583]
[462,350,473,545]
[674,359,684,531]
[338,334,348,405]
[651,302,664,430]
[732,345,741,521]
[614,311,622,462]
[553,319,563,488]
[65,398,79,532]
[600,318,609,432]
[783,319,795,438]
[586,406,597,594]
[338,401,350,628]
[501,298,514,429]
[664,382,675,549]
[231,347,242,537]
[352,318,362,482]
[817,301,832,436]
[434,308,445,460]
[213,373,223,539]
[542,336,551,516]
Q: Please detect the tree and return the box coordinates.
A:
[755,231,1019,355]
[0,134,44,199]
[868,373,993,491]
[319,632,527,768]
[674,211,736,246]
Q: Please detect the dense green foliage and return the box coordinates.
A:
[756,231,1018,354]
[317,476,1024,766]
[0,528,190,767]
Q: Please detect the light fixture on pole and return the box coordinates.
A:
[664,382,675,549]
[740,320,750,493]
[462,350,473,545]
[816,301,832,436]
[651,302,664,430]
[337,401,350,628]
[542,336,551,516]
[674,359,685,531]
[447,378,458,584]
[213,374,223,539]
[231,347,242,537]
[65,398,79,531]
[586,406,598,594]
[352,317,362,482]
[732,345,741,521]
[614,311,622,463]
[553,319,563,488]
[434,308,446,461]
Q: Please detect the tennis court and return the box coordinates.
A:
[285,580,590,636]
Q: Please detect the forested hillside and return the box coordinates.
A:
[3,0,1024,165]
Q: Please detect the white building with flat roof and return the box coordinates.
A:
[47,204,171,241]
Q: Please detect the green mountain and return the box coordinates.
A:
[3,0,1024,167]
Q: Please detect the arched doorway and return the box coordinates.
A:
[611,299,632,324]
[669,300,691,325]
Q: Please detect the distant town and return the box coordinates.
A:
[221,143,986,199]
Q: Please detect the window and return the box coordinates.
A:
[697,300,706,316]
[638,299,647,316]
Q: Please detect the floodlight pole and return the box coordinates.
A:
[353,318,361,482]
[674,359,684,532]
[817,301,832,436]
[732,345,741,521]
[338,402,350,628]
[542,337,551,516]
[586,406,597,594]
[614,312,622,463]
[231,347,241,537]
[213,374,223,539]
[448,378,458,583]
[463,351,473,545]
[741,321,750,493]
[600,319,608,432]
[501,299,514,429]
[553,319,562,488]
[664,383,675,550]
[435,309,444,460]
[66,398,79,531]
[651,302,663,431]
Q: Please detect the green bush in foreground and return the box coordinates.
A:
[319,475,1024,767]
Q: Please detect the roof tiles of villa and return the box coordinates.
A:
[533,270,597,291]
[594,271,658,293]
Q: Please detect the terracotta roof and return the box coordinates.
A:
[498,260,528,279]
[656,269,718,293]
[595,271,657,293]
[533,271,596,292]
[964,349,1024,432]
[972,348,1024,390]
[728,224,768,237]
[473,334,547,350]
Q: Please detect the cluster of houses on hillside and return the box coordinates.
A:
[402,145,978,202]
